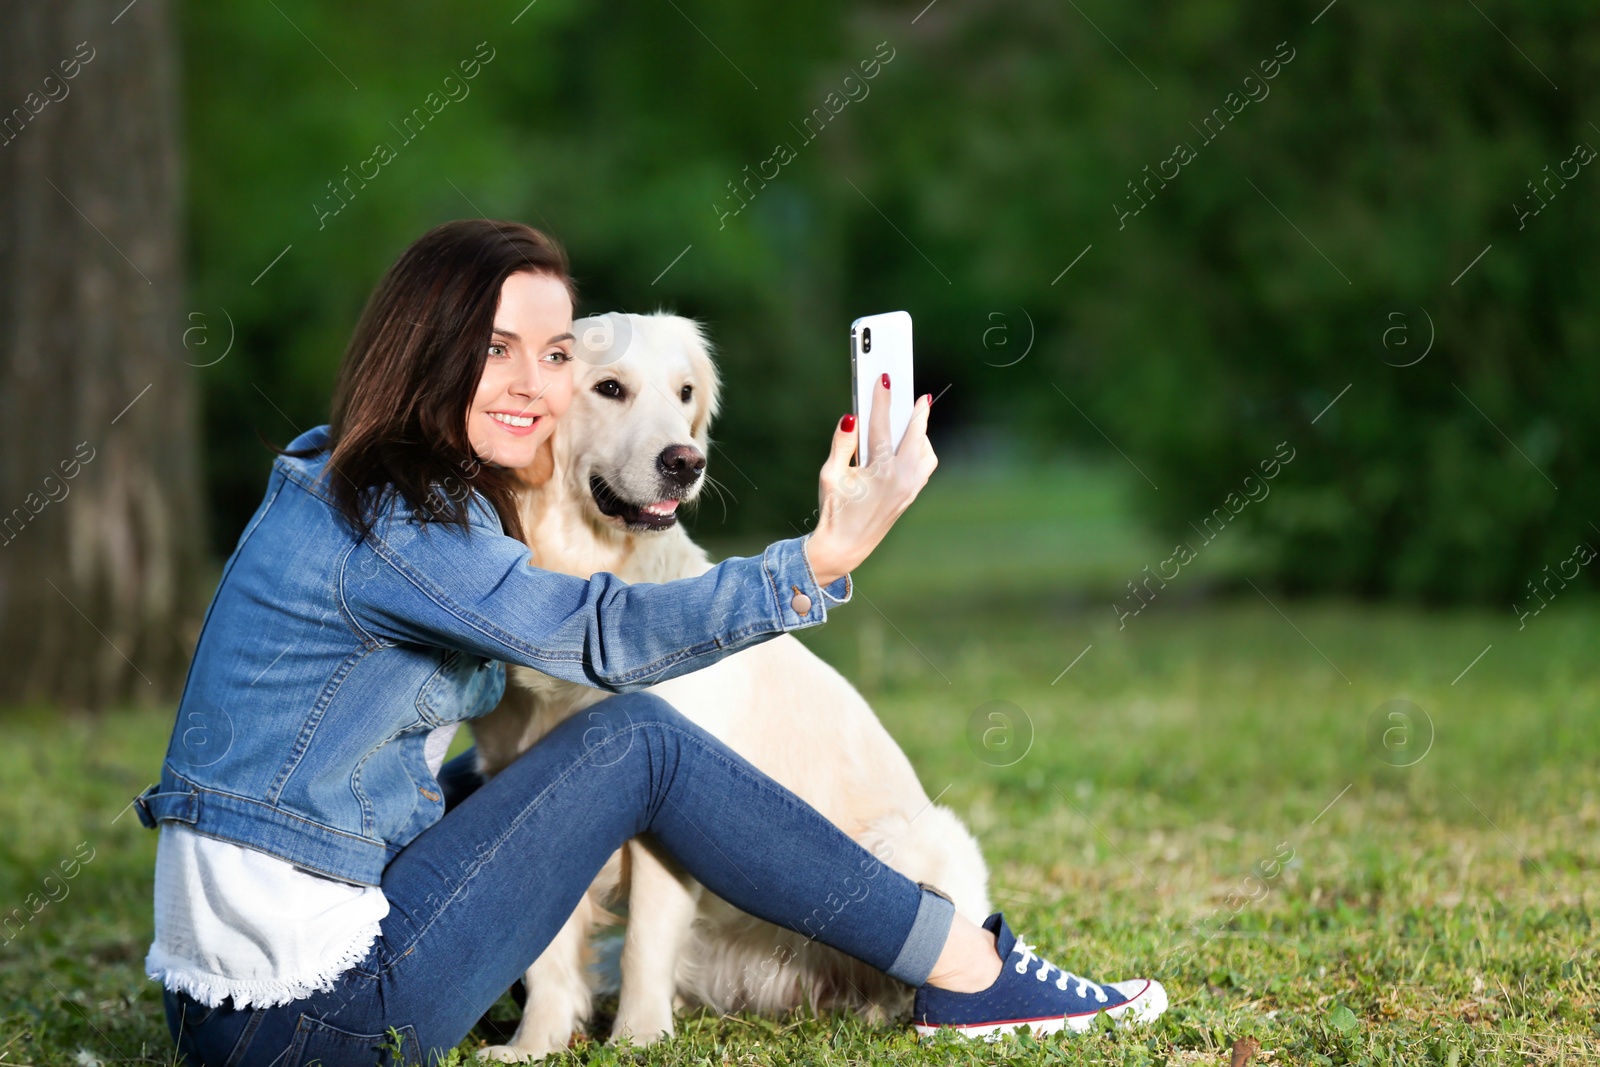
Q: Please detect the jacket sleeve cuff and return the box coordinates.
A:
[762,535,842,630]
[799,532,853,604]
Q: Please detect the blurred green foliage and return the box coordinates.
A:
[182,0,1597,603]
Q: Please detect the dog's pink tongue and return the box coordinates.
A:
[642,499,679,515]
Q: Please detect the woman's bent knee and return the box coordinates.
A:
[592,690,685,727]
[512,692,695,775]
[540,691,690,766]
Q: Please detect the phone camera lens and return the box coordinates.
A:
[861,327,872,353]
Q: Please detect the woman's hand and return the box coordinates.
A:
[804,375,937,587]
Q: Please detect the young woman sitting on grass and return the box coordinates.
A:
[134,218,1168,1066]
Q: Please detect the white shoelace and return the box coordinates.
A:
[1012,939,1109,1002]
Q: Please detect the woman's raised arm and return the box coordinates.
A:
[344,383,933,692]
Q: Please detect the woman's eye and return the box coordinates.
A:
[543,350,572,363]
[488,343,508,358]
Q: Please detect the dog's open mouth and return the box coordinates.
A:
[589,475,683,531]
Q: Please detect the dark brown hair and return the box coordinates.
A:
[284,219,578,543]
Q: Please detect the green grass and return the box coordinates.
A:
[3,458,1597,1065]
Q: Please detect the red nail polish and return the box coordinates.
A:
[922,392,932,406]
[880,372,890,389]
[840,413,856,432]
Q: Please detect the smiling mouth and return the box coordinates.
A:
[589,475,683,531]
[488,411,542,434]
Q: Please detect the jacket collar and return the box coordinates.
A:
[272,425,503,533]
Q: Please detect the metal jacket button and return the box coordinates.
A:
[790,584,812,616]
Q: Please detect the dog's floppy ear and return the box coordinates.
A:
[667,315,721,443]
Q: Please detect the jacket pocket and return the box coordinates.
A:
[415,649,504,726]
[286,1015,423,1067]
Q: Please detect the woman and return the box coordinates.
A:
[133,219,1166,1066]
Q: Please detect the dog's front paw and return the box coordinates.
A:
[609,1014,674,1048]
[476,1044,543,1063]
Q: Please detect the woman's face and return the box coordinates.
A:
[466,271,576,470]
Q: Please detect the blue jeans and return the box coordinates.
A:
[162,692,956,1066]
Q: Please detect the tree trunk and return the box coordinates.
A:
[0,0,206,710]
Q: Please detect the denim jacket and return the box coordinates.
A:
[132,425,851,886]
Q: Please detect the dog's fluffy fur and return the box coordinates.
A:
[469,313,990,1062]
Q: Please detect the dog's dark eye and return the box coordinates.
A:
[594,379,625,400]
[680,385,693,403]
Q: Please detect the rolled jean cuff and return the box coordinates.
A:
[884,885,956,986]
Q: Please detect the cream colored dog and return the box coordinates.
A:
[471,312,990,1062]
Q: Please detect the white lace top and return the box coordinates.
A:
[145,724,461,1009]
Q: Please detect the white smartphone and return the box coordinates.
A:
[850,311,914,463]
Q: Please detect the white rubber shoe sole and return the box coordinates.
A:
[913,978,1169,1041]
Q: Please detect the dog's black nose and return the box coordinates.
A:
[657,445,706,488]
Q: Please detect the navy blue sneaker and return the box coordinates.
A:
[911,912,1167,1040]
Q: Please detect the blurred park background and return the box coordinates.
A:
[2,1,1597,1064]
